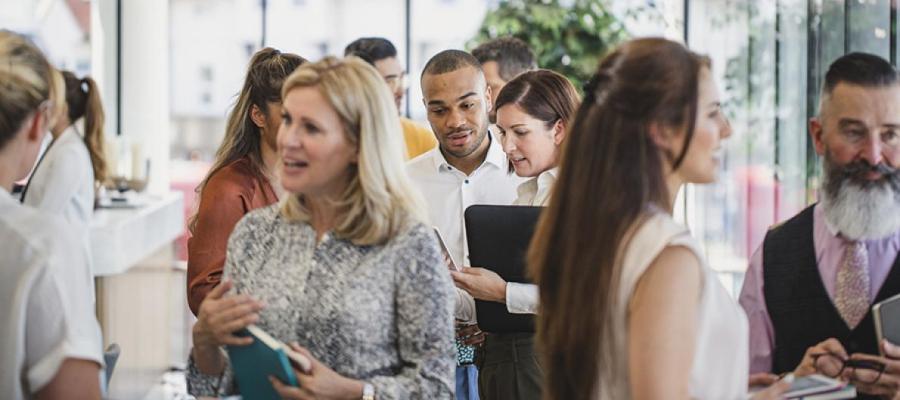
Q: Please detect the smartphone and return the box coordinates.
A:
[874,292,900,354]
[783,374,846,399]
[433,227,461,271]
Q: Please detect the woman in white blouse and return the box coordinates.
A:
[452,70,579,315]
[0,30,103,400]
[22,70,107,235]
[450,70,579,400]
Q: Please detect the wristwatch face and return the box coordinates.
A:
[363,383,375,399]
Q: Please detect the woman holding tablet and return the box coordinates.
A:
[451,70,579,400]
[186,57,455,399]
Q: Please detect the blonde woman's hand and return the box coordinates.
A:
[192,279,265,351]
[451,267,507,303]
[270,343,364,400]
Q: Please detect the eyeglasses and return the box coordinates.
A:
[811,352,886,384]
[384,73,408,92]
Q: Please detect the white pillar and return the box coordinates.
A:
[92,0,170,194]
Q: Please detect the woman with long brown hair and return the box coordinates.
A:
[22,70,107,233]
[187,47,305,315]
[528,38,788,399]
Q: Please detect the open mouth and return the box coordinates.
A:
[282,158,309,171]
[447,131,472,146]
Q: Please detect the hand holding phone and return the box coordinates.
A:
[434,227,462,271]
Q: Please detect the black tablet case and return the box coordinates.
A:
[464,205,542,334]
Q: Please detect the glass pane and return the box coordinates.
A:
[847,0,891,58]
[688,0,780,295]
[409,0,491,121]
[0,0,93,74]
[776,0,810,222]
[264,0,407,75]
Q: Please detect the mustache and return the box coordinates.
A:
[841,160,897,176]
[444,127,474,136]
[825,158,900,194]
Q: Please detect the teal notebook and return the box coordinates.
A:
[226,325,300,399]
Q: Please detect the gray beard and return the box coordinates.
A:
[820,153,900,240]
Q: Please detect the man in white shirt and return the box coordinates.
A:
[407,49,522,400]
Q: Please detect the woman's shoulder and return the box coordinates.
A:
[631,211,693,249]
[382,221,439,260]
[620,211,701,276]
[46,129,91,166]
[204,157,264,198]
[233,203,283,233]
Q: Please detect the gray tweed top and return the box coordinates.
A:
[186,204,456,399]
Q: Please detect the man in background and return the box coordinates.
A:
[740,52,900,400]
[471,37,536,123]
[345,37,437,159]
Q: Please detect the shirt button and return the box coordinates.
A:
[465,180,469,184]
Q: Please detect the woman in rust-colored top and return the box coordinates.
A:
[187,48,305,315]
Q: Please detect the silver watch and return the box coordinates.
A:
[362,382,375,400]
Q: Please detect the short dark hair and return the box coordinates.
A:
[823,52,899,95]
[344,37,397,65]
[471,37,537,81]
[421,49,482,79]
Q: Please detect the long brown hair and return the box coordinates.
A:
[494,69,580,172]
[60,71,107,185]
[189,47,305,232]
[527,38,709,400]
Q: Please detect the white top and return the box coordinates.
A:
[0,188,104,399]
[23,126,96,234]
[503,168,558,314]
[597,211,748,400]
[512,167,557,207]
[407,134,523,322]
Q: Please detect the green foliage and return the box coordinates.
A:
[467,0,630,91]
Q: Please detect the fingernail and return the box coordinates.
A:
[782,373,795,383]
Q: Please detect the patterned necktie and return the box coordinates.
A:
[834,240,870,329]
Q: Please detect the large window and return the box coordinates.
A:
[167,0,900,285]
[685,0,900,294]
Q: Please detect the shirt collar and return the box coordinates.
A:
[538,167,558,186]
[430,130,507,173]
[516,167,558,199]
[815,203,840,238]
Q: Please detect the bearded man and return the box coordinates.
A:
[740,52,900,399]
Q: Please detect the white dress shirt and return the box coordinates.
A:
[407,134,523,322]
[23,126,95,234]
[0,188,103,399]
[504,168,557,314]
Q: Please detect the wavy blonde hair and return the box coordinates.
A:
[0,30,57,148]
[280,56,426,245]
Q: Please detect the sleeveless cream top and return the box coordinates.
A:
[597,212,748,399]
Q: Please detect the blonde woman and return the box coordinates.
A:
[0,30,103,399]
[187,56,456,399]
[187,48,306,315]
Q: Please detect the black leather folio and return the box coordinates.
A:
[464,205,542,334]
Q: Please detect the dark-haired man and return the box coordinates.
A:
[740,52,900,399]
[471,37,536,123]
[345,37,436,158]
[407,49,525,400]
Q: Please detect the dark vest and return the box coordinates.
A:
[763,205,900,382]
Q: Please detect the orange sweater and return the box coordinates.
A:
[186,157,277,315]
